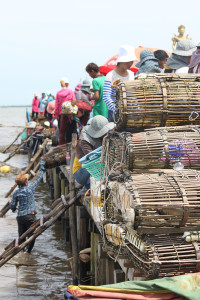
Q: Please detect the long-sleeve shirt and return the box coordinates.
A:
[55,88,76,117]
[10,167,45,216]
[103,70,135,111]
[32,97,40,113]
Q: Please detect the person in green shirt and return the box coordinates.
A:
[86,63,108,118]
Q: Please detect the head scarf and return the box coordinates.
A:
[136,60,162,75]
[166,54,189,70]
[189,47,200,68]
[80,126,101,148]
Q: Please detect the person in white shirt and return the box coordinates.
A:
[103,45,137,121]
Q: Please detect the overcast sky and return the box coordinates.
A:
[0,0,199,106]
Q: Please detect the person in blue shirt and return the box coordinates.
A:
[39,92,47,115]
[10,160,46,253]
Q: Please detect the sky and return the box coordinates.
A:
[0,0,199,106]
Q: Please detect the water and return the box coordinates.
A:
[0,107,72,299]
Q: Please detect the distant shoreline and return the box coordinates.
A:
[0,105,31,108]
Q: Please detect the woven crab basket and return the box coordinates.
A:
[102,223,200,279]
[102,126,200,172]
[44,143,71,169]
[106,169,200,230]
[115,74,200,131]
[125,233,200,279]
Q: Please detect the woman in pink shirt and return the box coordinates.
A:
[55,78,77,144]
[32,93,40,120]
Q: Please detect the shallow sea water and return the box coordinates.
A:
[0,107,72,299]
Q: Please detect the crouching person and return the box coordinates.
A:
[73,115,115,193]
[9,160,46,254]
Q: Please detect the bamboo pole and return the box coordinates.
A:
[0,139,48,218]
[2,128,26,153]
[69,133,79,285]
[0,191,81,267]
[4,138,49,199]
[3,136,31,163]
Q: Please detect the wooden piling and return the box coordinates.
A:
[53,167,61,200]
[69,133,79,284]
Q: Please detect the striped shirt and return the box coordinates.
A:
[10,167,45,217]
[103,70,135,111]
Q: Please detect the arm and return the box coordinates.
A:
[9,191,18,212]
[28,163,45,193]
[103,79,114,111]
[80,140,94,156]
[90,90,99,101]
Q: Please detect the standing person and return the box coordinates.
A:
[55,78,77,144]
[75,79,94,126]
[86,63,108,118]
[188,43,200,73]
[47,100,55,128]
[55,78,76,126]
[32,93,40,121]
[103,45,137,121]
[55,77,77,145]
[38,92,47,115]
[9,160,46,254]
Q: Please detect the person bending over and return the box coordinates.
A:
[10,160,46,253]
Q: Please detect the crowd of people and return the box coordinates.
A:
[12,39,200,254]
[30,40,200,192]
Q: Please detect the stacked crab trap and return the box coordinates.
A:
[82,74,200,279]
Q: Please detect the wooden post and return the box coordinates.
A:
[53,167,61,200]
[69,134,79,284]
[61,178,65,195]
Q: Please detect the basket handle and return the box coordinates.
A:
[111,79,120,88]
[79,152,101,163]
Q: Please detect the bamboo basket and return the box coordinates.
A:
[115,74,200,131]
[44,143,71,169]
[125,233,200,279]
[106,169,200,229]
[102,127,200,171]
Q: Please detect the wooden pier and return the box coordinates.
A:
[44,134,142,285]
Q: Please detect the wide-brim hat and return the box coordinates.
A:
[81,79,91,87]
[15,173,29,185]
[135,49,158,68]
[173,40,196,56]
[81,87,90,93]
[47,100,55,114]
[86,115,115,138]
[116,45,138,63]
